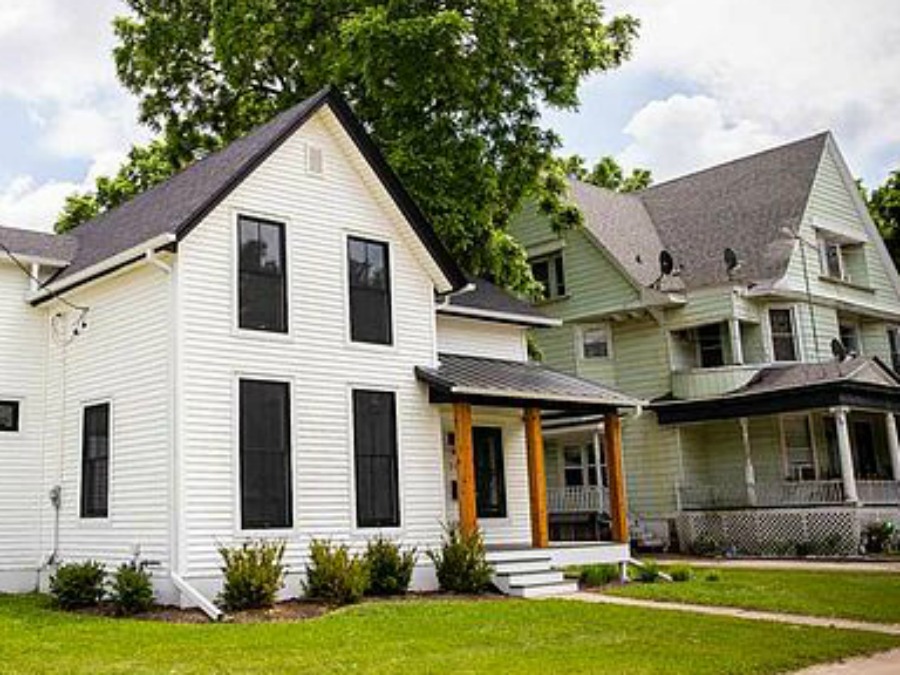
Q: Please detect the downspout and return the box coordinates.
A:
[170,573,223,621]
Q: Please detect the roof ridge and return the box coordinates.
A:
[637,131,831,195]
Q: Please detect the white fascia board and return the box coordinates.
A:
[437,304,561,327]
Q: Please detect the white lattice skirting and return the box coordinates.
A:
[676,507,900,556]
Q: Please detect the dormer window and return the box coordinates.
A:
[769,308,799,362]
[530,252,565,300]
[821,238,846,280]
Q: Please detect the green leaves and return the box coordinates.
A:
[61,0,638,292]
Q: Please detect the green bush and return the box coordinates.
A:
[632,559,661,583]
[863,521,896,554]
[50,561,106,609]
[688,536,723,557]
[427,524,492,594]
[109,561,154,616]
[579,564,620,587]
[304,540,369,606]
[218,540,286,611]
[669,564,694,582]
[704,570,722,582]
[364,537,416,596]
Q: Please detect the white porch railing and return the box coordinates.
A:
[679,480,847,510]
[857,480,900,506]
[547,485,608,514]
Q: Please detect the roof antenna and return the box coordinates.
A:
[651,250,675,290]
[724,247,742,280]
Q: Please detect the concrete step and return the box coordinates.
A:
[486,549,553,565]
[491,558,554,575]
[507,579,579,599]
[494,570,566,589]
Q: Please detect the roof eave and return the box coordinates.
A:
[436,304,561,327]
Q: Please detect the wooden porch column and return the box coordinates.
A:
[729,318,745,365]
[886,413,900,482]
[453,402,477,537]
[834,407,859,504]
[605,413,629,544]
[524,408,549,548]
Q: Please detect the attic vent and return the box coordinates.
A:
[306,144,324,176]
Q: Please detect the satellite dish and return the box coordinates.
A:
[831,338,848,362]
[659,250,674,276]
[724,247,740,272]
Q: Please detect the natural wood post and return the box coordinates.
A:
[605,413,629,544]
[454,402,477,537]
[524,407,549,548]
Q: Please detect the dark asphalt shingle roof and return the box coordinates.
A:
[416,353,641,408]
[0,225,77,265]
[440,275,556,325]
[567,133,830,291]
[731,356,900,396]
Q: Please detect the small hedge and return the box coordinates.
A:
[669,564,694,583]
[579,564,620,587]
[428,524,492,594]
[304,540,369,606]
[218,540,287,611]
[364,537,416,596]
[50,561,106,609]
[109,561,154,615]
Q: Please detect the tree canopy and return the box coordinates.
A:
[58,1,638,293]
[865,170,900,265]
[558,154,652,192]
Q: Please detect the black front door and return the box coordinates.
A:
[474,427,507,519]
[853,420,879,479]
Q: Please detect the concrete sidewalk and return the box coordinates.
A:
[791,648,900,674]
[560,591,900,635]
[655,556,900,573]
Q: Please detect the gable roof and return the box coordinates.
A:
[566,133,830,292]
[32,87,465,299]
[0,225,78,266]
[439,275,559,327]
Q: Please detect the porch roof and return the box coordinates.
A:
[653,357,900,425]
[416,353,642,413]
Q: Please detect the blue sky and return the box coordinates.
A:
[1,0,898,232]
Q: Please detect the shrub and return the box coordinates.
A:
[50,561,106,609]
[704,570,722,582]
[304,540,369,606]
[427,524,492,594]
[689,536,722,557]
[632,559,660,583]
[364,537,416,596]
[579,564,620,587]
[863,521,896,554]
[669,564,694,582]
[218,540,286,611]
[109,561,154,616]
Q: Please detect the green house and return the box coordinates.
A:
[511,133,900,554]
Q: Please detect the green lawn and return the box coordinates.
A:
[0,594,896,674]
[605,567,900,624]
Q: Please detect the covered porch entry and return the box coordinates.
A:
[416,354,638,595]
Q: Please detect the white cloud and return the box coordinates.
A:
[608,0,900,184]
[0,176,81,233]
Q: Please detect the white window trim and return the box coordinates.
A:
[232,373,297,537]
[779,413,820,482]
[767,304,801,363]
[0,396,23,436]
[818,235,848,282]
[342,230,398,353]
[530,250,566,301]
[231,208,295,343]
[77,397,114,526]
[578,323,613,360]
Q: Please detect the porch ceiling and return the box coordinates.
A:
[653,357,900,424]
[416,353,642,413]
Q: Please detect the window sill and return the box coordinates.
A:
[818,275,875,294]
[232,327,295,344]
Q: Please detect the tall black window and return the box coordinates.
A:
[81,403,110,518]
[348,237,392,345]
[353,390,399,528]
[240,380,292,529]
[474,427,506,518]
[769,308,798,362]
[0,400,19,432]
[697,323,726,368]
[238,216,287,333]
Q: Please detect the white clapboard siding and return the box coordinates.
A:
[41,264,173,570]
[176,109,451,578]
[0,264,46,585]
[436,315,527,361]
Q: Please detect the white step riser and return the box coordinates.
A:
[486,551,552,565]
[491,560,553,575]
[494,571,565,587]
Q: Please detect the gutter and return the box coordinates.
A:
[29,233,178,305]
[437,304,561,328]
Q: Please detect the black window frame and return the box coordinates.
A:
[80,402,110,519]
[888,328,900,373]
[353,389,400,528]
[0,400,20,433]
[530,252,566,300]
[239,379,293,530]
[347,236,393,346]
[237,215,288,334]
[474,426,507,519]
[769,308,799,362]
[696,323,726,368]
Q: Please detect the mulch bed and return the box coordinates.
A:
[72,591,508,624]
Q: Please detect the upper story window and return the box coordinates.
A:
[81,403,110,519]
[671,322,728,370]
[0,400,20,432]
[238,215,288,333]
[818,235,866,285]
[769,308,798,362]
[530,252,565,300]
[838,321,860,355]
[348,237,393,345]
[782,415,816,481]
[581,325,611,359]
[821,239,846,280]
[888,328,900,373]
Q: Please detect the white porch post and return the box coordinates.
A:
[730,318,745,366]
[834,407,859,504]
[739,417,757,506]
[886,413,900,482]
